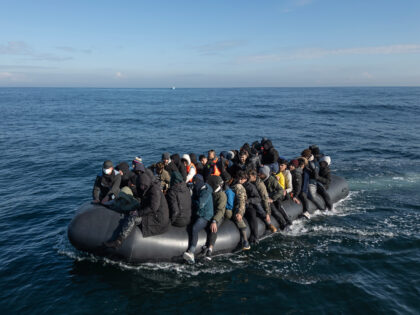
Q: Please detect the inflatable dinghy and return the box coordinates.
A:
[68,175,349,263]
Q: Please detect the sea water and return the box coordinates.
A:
[0,87,419,313]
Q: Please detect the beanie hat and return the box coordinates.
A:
[290,159,299,168]
[227,151,235,160]
[134,163,145,172]
[319,156,331,166]
[162,152,170,160]
[103,160,113,169]
[258,166,271,180]
[207,175,223,191]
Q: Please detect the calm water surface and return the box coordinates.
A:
[0,87,419,314]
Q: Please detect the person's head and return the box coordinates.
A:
[278,158,288,172]
[301,149,312,159]
[258,165,271,181]
[199,154,207,165]
[133,162,145,174]
[189,153,198,165]
[181,154,191,167]
[289,159,299,171]
[170,171,183,186]
[155,162,165,175]
[116,162,129,175]
[208,150,216,160]
[137,173,152,195]
[309,145,320,156]
[297,157,307,169]
[102,160,113,175]
[263,139,273,151]
[162,152,170,165]
[236,170,248,184]
[248,170,257,182]
[207,175,223,191]
[239,151,248,164]
[319,156,331,168]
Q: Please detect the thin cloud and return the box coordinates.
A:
[0,41,32,54]
[238,44,420,63]
[195,40,245,54]
[0,64,56,70]
[56,46,92,54]
[0,41,72,61]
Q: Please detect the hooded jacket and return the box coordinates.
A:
[171,154,187,181]
[261,140,279,165]
[166,171,192,227]
[264,175,284,202]
[317,164,331,189]
[116,162,137,189]
[192,175,214,221]
[182,154,196,183]
[136,172,170,237]
[92,170,121,200]
[291,167,303,197]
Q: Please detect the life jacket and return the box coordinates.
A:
[186,162,196,183]
[275,171,285,189]
[210,158,221,176]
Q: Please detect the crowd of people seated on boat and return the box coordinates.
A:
[92,139,332,263]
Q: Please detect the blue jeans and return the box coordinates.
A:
[188,217,209,253]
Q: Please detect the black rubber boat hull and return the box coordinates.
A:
[68,175,349,263]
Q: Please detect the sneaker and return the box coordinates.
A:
[183,251,195,264]
[201,245,208,253]
[205,248,213,261]
[268,224,277,233]
[302,211,310,219]
[242,240,251,250]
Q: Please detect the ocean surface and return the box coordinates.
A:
[0,87,419,314]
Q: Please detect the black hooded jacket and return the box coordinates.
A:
[92,170,121,200]
[170,154,187,181]
[261,140,279,165]
[166,172,192,227]
[116,162,137,189]
[136,172,170,237]
[243,181,261,206]
[291,167,303,197]
[317,165,331,189]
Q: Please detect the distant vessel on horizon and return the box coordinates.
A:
[171,86,176,90]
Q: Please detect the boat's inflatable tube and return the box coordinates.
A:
[68,175,349,263]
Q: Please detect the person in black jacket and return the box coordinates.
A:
[92,160,121,204]
[315,156,332,210]
[171,153,187,181]
[103,171,170,249]
[243,178,268,244]
[166,171,192,227]
[229,151,252,178]
[116,162,136,190]
[261,139,279,174]
[162,152,179,175]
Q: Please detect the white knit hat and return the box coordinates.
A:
[320,156,331,166]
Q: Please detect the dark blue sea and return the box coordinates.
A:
[0,87,419,314]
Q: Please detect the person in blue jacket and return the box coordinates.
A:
[183,174,213,263]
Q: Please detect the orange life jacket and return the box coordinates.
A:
[186,162,196,182]
[210,158,221,176]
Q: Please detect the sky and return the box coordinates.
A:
[1,0,420,87]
